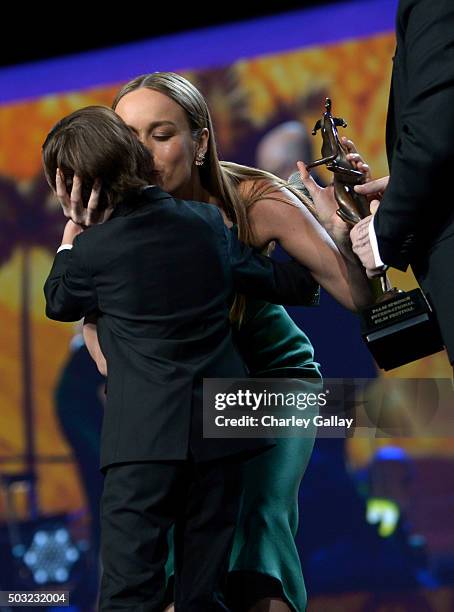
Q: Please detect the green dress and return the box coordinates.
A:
[228,298,321,612]
[165,298,321,612]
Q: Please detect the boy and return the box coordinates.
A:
[43,106,318,611]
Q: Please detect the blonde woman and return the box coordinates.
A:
[59,73,371,611]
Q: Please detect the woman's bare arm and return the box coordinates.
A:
[83,314,107,377]
[243,181,374,312]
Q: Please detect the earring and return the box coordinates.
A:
[195,153,205,166]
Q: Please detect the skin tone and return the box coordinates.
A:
[115,91,372,312]
[350,176,389,276]
[55,87,373,612]
[115,88,212,204]
[58,89,373,309]
[56,173,112,227]
[352,175,454,378]
[349,199,382,276]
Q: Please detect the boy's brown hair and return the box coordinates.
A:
[42,105,154,209]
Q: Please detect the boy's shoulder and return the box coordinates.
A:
[74,193,226,249]
[75,220,109,245]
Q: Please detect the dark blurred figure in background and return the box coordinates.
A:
[256,122,313,182]
[255,116,377,377]
[54,325,105,611]
[297,440,430,595]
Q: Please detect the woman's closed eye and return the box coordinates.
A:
[152,132,172,140]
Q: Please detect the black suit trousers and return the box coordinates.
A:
[99,457,242,611]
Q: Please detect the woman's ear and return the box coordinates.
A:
[197,128,209,159]
[194,128,210,167]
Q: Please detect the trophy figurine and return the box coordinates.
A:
[308,97,370,224]
[302,98,444,370]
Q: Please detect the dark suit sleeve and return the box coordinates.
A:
[224,225,319,306]
[374,0,454,270]
[44,236,98,321]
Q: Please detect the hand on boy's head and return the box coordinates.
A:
[61,219,85,245]
[56,168,112,226]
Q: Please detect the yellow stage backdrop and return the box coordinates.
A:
[0,30,452,521]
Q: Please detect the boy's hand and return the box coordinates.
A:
[60,219,84,246]
[56,169,113,226]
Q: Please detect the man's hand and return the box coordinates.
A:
[354,175,389,200]
[342,136,372,181]
[350,200,384,278]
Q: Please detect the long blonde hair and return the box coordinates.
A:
[113,72,314,322]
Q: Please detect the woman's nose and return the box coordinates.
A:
[140,136,154,157]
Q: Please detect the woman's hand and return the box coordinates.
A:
[56,169,113,227]
[296,138,371,245]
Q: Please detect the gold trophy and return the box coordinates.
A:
[300,98,444,370]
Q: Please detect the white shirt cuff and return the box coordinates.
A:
[368,217,386,268]
[57,244,73,253]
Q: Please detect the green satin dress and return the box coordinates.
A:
[165,298,321,612]
[227,298,321,612]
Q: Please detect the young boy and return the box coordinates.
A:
[43,105,318,611]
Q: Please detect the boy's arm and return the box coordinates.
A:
[44,222,98,321]
[225,225,319,306]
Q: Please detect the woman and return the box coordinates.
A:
[59,73,371,612]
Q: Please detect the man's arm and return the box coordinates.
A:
[44,224,98,321]
[374,0,454,270]
[224,225,319,307]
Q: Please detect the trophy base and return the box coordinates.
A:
[360,288,445,371]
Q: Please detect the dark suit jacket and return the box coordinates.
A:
[374,0,454,360]
[44,186,319,470]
